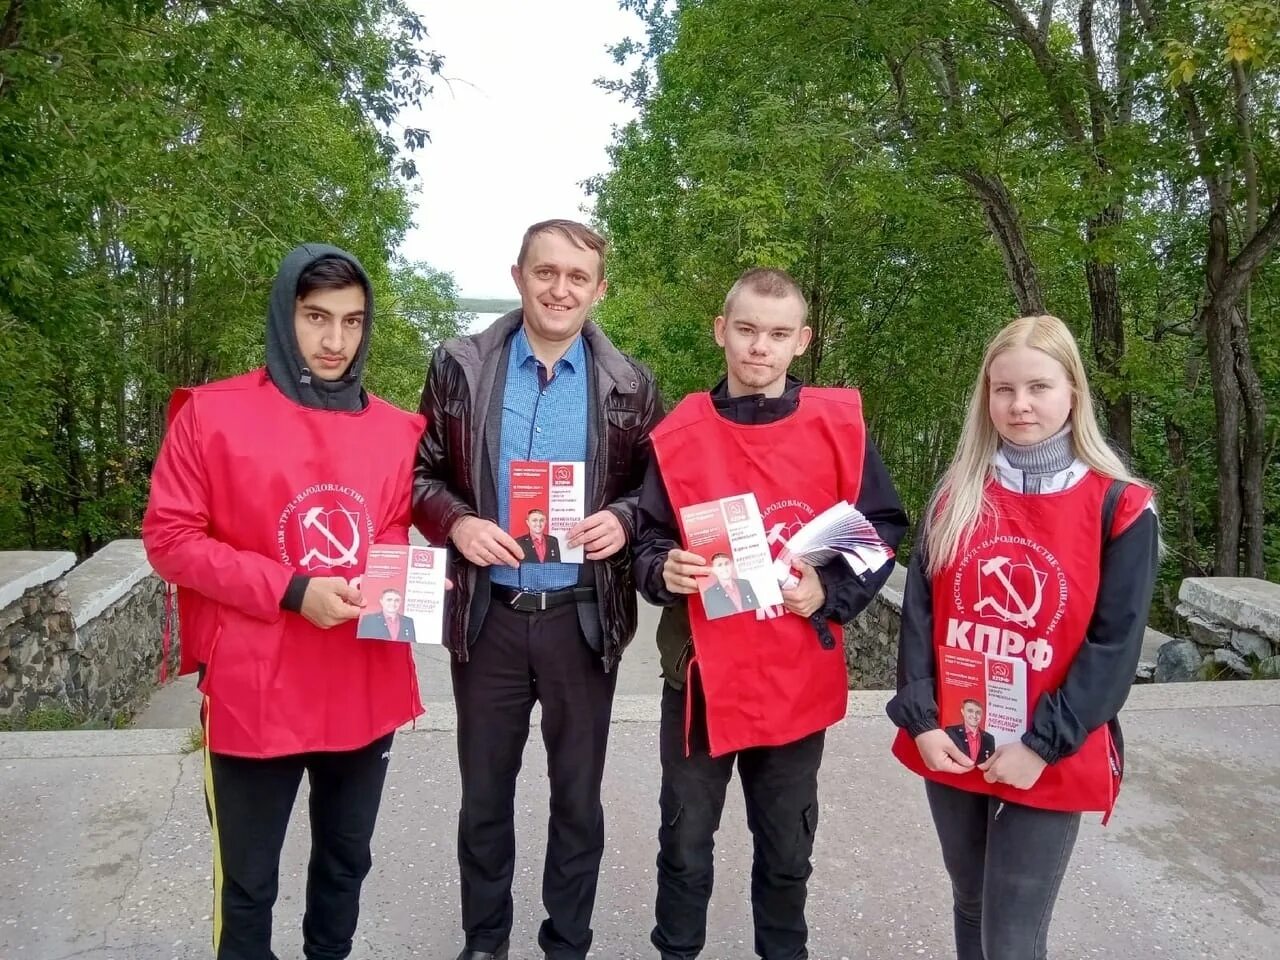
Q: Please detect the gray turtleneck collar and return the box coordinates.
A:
[1000,424,1074,493]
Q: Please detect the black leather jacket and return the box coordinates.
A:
[412,310,663,670]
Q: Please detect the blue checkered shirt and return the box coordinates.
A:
[491,326,589,590]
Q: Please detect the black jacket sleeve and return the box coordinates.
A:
[884,542,939,737]
[281,574,310,612]
[815,438,909,624]
[1022,509,1160,764]
[634,455,681,607]
[411,348,477,544]
[605,377,664,545]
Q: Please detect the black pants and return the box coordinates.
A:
[925,781,1082,960]
[202,731,394,960]
[452,600,618,959]
[653,682,824,960]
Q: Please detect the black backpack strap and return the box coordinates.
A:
[1101,479,1128,546]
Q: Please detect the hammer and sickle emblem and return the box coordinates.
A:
[298,505,361,568]
[972,554,1045,628]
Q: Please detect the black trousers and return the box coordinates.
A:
[925,781,1082,960]
[452,600,618,959]
[203,731,394,960]
[653,681,824,960]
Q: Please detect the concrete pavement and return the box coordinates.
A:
[3,679,1280,959]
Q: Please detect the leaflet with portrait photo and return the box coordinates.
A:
[936,646,1027,751]
[355,544,447,645]
[508,460,586,564]
[677,493,784,620]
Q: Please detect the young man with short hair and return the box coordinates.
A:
[143,244,425,960]
[413,219,663,960]
[944,699,996,765]
[635,267,908,960]
[701,552,760,617]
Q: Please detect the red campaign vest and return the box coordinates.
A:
[651,388,867,756]
[892,471,1152,816]
[147,371,426,758]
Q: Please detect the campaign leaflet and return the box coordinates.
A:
[508,460,586,564]
[355,544,447,645]
[677,493,784,621]
[936,647,1027,762]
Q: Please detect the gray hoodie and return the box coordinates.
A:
[265,243,374,412]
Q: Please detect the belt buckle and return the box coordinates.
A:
[509,589,547,612]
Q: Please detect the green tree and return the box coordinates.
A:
[593,0,1280,603]
[0,0,454,553]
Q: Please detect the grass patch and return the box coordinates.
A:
[0,705,134,732]
[183,726,205,754]
[1198,651,1280,681]
[1253,655,1280,680]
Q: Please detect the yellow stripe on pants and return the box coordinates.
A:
[202,697,225,956]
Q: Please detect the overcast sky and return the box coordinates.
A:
[399,1,642,298]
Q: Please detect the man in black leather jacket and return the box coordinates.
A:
[412,219,662,960]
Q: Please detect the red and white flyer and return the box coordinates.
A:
[677,493,784,620]
[936,647,1027,760]
[508,460,586,564]
[355,544,447,645]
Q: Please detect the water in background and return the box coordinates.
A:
[465,311,503,334]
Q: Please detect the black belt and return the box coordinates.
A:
[490,583,596,612]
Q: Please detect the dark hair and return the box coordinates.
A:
[723,267,807,318]
[517,219,607,276]
[381,588,402,598]
[297,256,364,298]
[712,553,731,563]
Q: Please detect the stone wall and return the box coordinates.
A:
[0,552,77,715]
[0,541,177,723]
[843,563,906,689]
[1156,577,1280,682]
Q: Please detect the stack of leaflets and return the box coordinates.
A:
[355,544,448,644]
[773,500,894,587]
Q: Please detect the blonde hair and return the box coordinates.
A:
[925,314,1141,578]
[723,267,808,318]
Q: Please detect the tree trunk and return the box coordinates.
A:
[807,225,826,381]
[1203,199,1241,575]
[960,170,1045,315]
[1235,310,1267,576]
[1084,209,1131,456]
[1162,416,1199,579]
[0,0,26,100]
[1230,61,1265,578]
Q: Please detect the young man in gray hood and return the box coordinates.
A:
[143,243,426,960]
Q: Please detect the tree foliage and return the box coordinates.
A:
[593,0,1280,612]
[0,1,457,554]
